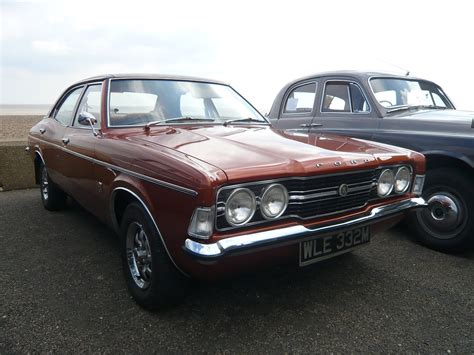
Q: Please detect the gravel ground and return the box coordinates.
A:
[0,189,473,353]
[0,115,42,142]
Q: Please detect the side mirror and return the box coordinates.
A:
[78,112,99,136]
[78,111,98,126]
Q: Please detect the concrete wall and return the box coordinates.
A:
[0,115,42,191]
[0,141,37,191]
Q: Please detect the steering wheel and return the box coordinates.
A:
[379,100,394,107]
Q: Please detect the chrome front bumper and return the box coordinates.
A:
[184,197,426,260]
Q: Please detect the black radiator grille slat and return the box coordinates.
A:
[282,170,375,219]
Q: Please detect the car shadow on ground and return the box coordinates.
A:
[389,221,474,260]
[51,195,473,321]
[62,197,387,311]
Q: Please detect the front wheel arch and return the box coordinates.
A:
[110,186,188,276]
[410,166,474,252]
[33,151,45,184]
[424,152,474,173]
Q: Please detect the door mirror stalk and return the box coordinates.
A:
[78,112,100,136]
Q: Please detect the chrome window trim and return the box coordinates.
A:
[106,78,269,129]
[51,85,86,127]
[72,82,103,129]
[29,136,198,196]
[367,76,455,110]
[110,187,188,276]
[320,79,372,114]
[280,81,318,117]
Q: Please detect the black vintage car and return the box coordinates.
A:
[268,71,474,252]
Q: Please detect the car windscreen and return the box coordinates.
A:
[108,79,266,127]
[369,78,453,110]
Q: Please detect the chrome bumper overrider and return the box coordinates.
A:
[184,197,426,260]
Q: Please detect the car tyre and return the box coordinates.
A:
[120,202,188,310]
[39,162,67,211]
[410,167,474,252]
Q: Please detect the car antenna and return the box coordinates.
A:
[376,58,410,77]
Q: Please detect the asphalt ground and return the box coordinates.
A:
[1,189,473,353]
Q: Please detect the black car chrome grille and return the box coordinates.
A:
[216,169,377,230]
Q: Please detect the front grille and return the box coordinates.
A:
[285,170,376,219]
[216,169,377,230]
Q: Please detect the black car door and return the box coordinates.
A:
[311,80,380,140]
[271,81,318,130]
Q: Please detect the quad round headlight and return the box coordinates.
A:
[377,169,395,197]
[225,188,256,226]
[394,166,411,193]
[260,184,288,219]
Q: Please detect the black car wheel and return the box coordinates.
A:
[39,162,67,211]
[120,202,188,310]
[410,167,474,252]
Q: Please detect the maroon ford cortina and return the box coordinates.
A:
[27,74,427,309]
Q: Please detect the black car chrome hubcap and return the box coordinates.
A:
[418,191,466,240]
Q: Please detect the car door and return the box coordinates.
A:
[62,83,103,216]
[40,86,85,190]
[311,80,380,140]
[272,81,318,130]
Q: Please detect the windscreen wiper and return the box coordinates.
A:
[223,117,268,126]
[387,105,447,113]
[145,116,215,128]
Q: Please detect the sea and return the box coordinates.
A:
[0,104,51,116]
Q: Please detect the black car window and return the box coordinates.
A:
[54,87,83,126]
[322,83,350,112]
[74,84,102,128]
[284,83,317,114]
[322,82,369,113]
[349,83,370,112]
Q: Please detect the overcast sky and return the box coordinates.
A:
[1,0,473,113]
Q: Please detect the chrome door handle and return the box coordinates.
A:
[40,128,46,134]
[62,138,70,145]
[300,123,323,128]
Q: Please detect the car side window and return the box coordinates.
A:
[349,83,370,112]
[54,87,83,126]
[74,84,102,128]
[322,82,369,113]
[283,83,317,114]
[431,92,447,108]
[322,83,350,112]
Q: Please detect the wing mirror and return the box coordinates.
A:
[78,112,100,136]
